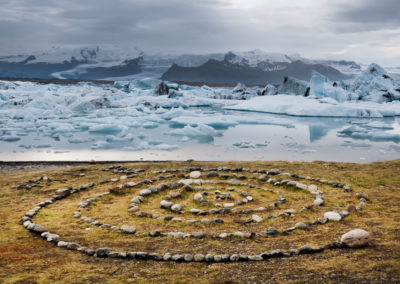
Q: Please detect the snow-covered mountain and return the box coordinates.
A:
[0,45,395,84]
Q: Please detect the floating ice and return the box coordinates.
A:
[226,95,400,117]
[168,124,222,139]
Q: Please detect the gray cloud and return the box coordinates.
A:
[330,0,400,32]
[0,0,399,66]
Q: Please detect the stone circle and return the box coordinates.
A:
[21,165,371,262]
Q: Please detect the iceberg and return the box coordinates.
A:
[276,77,308,96]
[350,63,400,103]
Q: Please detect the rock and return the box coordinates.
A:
[57,241,69,247]
[205,172,217,178]
[246,196,253,201]
[194,254,205,262]
[248,255,263,261]
[190,208,201,214]
[241,191,248,196]
[139,189,152,196]
[258,174,269,181]
[120,225,136,234]
[308,184,319,193]
[268,169,280,175]
[205,254,214,262]
[171,204,182,212]
[163,253,172,261]
[172,254,184,261]
[219,233,231,239]
[296,182,308,190]
[149,253,162,260]
[343,185,353,192]
[128,205,139,212]
[201,218,210,224]
[154,81,169,96]
[266,227,279,235]
[182,184,194,191]
[313,197,324,206]
[67,243,80,250]
[149,230,161,237]
[295,222,308,229]
[189,171,201,178]
[356,192,369,201]
[251,214,263,223]
[192,232,206,239]
[96,248,109,257]
[135,252,148,259]
[193,193,203,201]
[212,218,224,224]
[54,188,70,199]
[341,229,370,248]
[317,217,328,224]
[233,231,244,238]
[223,203,235,207]
[339,210,349,217]
[230,254,240,261]
[46,233,60,242]
[184,254,194,262]
[324,211,342,221]
[31,224,47,234]
[160,200,174,209]
[298,245,316,254]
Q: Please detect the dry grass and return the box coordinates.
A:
[0,160,399,283]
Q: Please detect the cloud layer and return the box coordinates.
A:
[0,0,399,65]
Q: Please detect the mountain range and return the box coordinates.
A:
[0,45,384,85]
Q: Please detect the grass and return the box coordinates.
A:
[0,160,399,283]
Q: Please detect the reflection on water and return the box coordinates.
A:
[1,109,400,162]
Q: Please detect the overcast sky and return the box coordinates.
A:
[1,0,399,65]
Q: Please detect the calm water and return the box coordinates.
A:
[1,109,400,162]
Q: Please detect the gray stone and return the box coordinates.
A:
[251,214,263,223]
[135,252,148,259]
[296,182,308,190]
[205,254,214,262]
[189,171,201,178]
[47,233,60,242]
[294,222,308,229]
[324,211,342,221]
[266,227,279,235]
[139,189,152,196]
[171,204,182,212]
[341,229,370,248]
[172,254,184,261]
[163,253,172,261]
[160,200,174,209]
[258,174,269,181]
[313,197,324,206]
[184,254,194,262]
[54,188,70,199]
[120,225,136,234]
[230,254,240,261]
[207,171,219,177]
[192,232,206,239]
[194,254,205,262]
[193,193,203,201]
[149,253,162,260]
[96,248,109,257]
[268,168,280,175]
[248,255,263,261]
